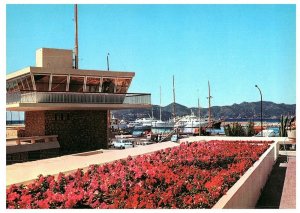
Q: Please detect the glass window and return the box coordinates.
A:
[101,78,115,93]
[14,80,20,91]
[86,77,100,92]
[6,81,17,93]
[21,77,30,91]
[34,74,50,91]
[69,76,84,92]
[51,75,67,92]
[116,78,131,93]
[7,76,34,92]
[26,75,34,91]
[17,78,24,91]
[6,82,10,92]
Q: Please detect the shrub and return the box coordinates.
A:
[7,140,271,209]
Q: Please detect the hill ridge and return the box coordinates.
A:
[112,101,296,121]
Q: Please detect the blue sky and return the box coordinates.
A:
[6,4,296,108]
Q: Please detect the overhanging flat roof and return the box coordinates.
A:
[6,103,151,111]
[7,67,135,81]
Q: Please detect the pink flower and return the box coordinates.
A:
[19,194,32,208]
[37,200,49,208]
[6,140,269,209]
[7,192,20,202]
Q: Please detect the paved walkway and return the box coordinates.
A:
[256,152,296,209]
[255,155,288,208]
[6,136,287,187]
[6,142,179,187]
[279,156,296,209]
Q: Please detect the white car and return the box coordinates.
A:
[112,139,134,149]
[171,134,179,142]
[140,139,154,145]
[255,130,278,137]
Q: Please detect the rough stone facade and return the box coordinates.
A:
[7,149,59,165]
[25,110,108,155]
[24,111,45,137]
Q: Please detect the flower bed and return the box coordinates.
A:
[7,140,272,209]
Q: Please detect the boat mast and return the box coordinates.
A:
[74,4,79,69]
[173,75,176,121]
[207,81,213,126]
[160,86,162,121]
[198,96,201,136]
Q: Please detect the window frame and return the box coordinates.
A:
[68,75,85,93]
[33,74,51,92]
[50,74,68,92]
[85,76,102,93]
[115,77,132,94]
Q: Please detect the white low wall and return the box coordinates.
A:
[180,136,281,208]
[179,136,285,167]
[213,142,276,208]
[7,135,285,209]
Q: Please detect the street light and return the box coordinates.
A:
[255,85,263,137]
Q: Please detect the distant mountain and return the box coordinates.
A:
[112,101,296,121]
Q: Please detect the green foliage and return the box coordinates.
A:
[224,122,245,136]
[224,121,255,137]
[279,115,288,137]
[245,121,255,136]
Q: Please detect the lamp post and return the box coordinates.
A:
[255,85,263,137]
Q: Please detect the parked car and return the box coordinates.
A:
[255,129,278,137]
[112,139,134,149]
[146,133,157,141]
[171,134,179,142]
[140,139,154,145]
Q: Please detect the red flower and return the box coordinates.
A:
[37,200,49,208]
[6,140,270,209]
[7,192,20,203]
[19,194,32,208]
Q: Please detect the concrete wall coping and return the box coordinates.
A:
[213,142,277,208]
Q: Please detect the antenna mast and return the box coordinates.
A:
[74,4,79,69]
[107,53,110,71]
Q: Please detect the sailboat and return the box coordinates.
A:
[174,81,221,133]
[151,86,175,128]
[206,81,222,129]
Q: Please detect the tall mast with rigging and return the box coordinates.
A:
[198,90,201,136]
[160,86,162,121]
[172,75,176,121]
[207,81,213,127]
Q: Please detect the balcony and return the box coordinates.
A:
[6,91,151,111]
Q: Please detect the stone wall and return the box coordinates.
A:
[25,111,45,136]
[7,149,59,165]
[45,110,108,154]
[24,110,108,155]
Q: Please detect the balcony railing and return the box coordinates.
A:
[6,91,151,105]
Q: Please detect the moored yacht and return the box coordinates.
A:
[174,111,209,128]
[152,119,175,128]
